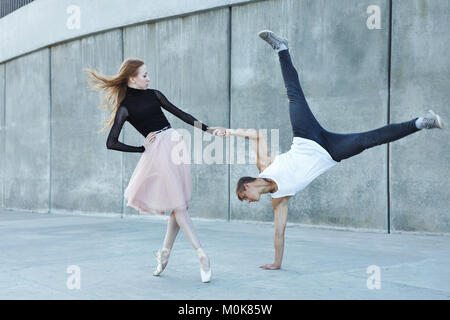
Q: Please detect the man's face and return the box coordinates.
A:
[241,183,260,203]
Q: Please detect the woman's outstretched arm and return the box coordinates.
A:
[106,105,145,153]
[153,89,216,134]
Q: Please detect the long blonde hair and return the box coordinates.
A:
[85,58,144,133]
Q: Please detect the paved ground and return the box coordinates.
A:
[0,209,449,300]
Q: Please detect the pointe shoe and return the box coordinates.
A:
[153,248,170,276]
[197,248,211,283]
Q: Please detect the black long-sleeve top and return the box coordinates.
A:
[106,86,209,152]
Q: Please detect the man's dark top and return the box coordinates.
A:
[106,86,209,153]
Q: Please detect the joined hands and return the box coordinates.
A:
[208,126,230,137]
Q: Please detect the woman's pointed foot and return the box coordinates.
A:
[153,248,170,276]
[197,248,211,283]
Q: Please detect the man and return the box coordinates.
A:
[215,30,444,270]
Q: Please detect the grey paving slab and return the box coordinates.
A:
[0,209,449,299]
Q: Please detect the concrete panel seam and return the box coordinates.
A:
[227,6,232,222]
[387,0,393,234]
[2,63,5,208]
[48,47,52,214]
[120,27,124,219]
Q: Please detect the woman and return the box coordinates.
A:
[86,58,224,282]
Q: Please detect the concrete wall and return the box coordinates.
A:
[390,0,450,233]
[0,0,449,233]
[50,30,124,215]
[0,0,262,63]
[3,49,50,212]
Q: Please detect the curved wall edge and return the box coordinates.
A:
[0,0,262,63]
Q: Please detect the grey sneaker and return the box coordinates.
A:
[258,30,288,51]
[420,110,444,129]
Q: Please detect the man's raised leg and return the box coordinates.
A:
[324,110,444,162]
[258,30,323,140]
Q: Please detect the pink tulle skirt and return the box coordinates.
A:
[124,128,191,215]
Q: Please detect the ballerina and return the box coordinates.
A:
[86,58,225,282]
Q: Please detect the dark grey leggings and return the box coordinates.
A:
[278,49,420,162]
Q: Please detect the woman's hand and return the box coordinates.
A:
[146,132,156,144]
